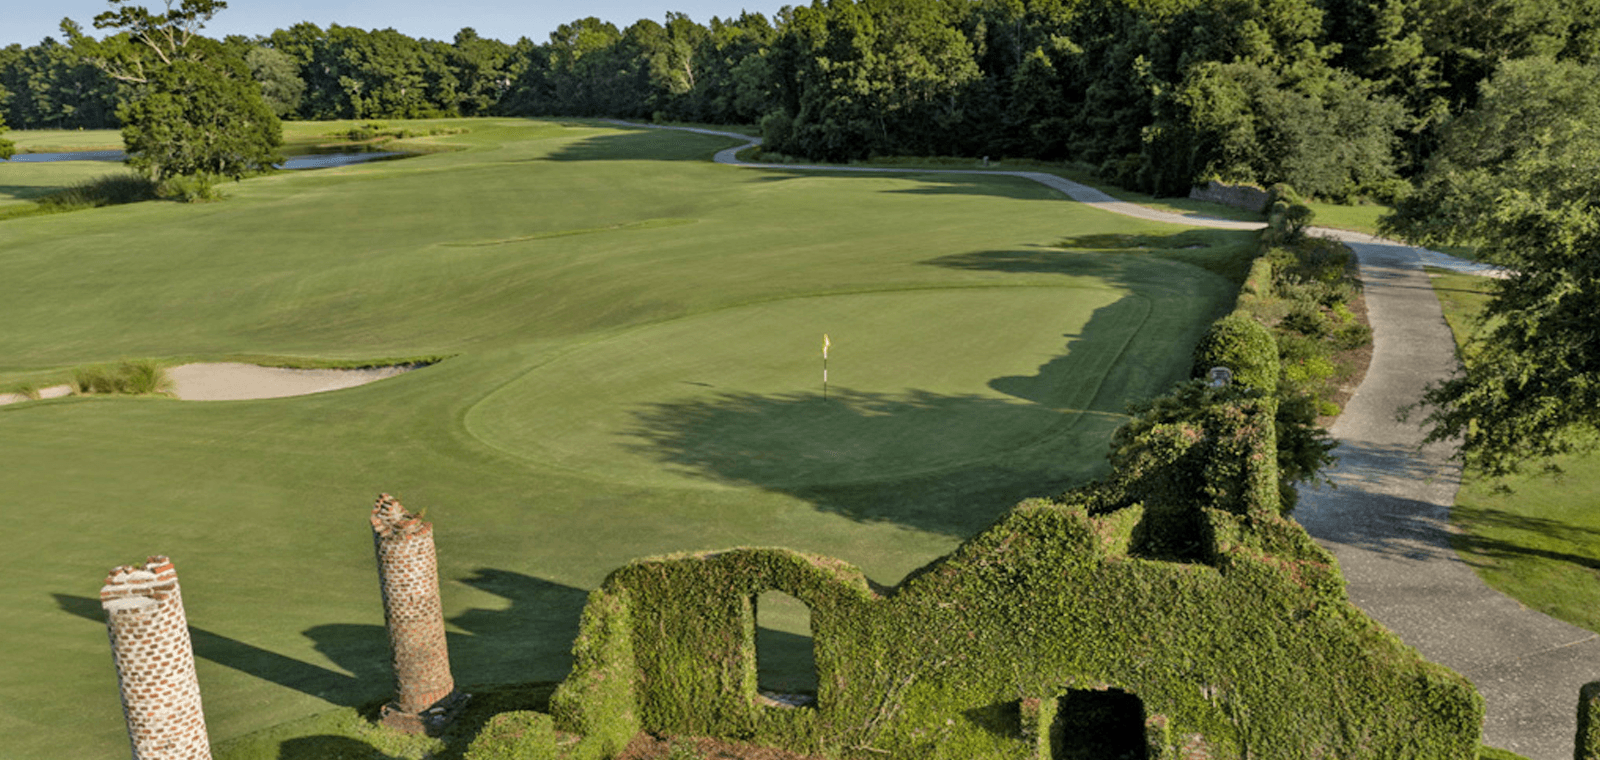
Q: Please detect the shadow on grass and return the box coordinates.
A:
[449,568,588,683]
[303,569,588,700]
[277,736,399,760]
[622,387,1108,536]
[617,243,1255,536]
[756,628,818,695]
[734,170,1054,204]
[929,231,1254,286]
[1290,440,1600,572]
[54,594,368,704]
[0,184,71,201]
[1452,505,1600,572]
[620,292,1162,536]
[54,569,588,710]
[541,124,744,163]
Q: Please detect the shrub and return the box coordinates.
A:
[1191,311,1280,394]
[759,110,793,153]
[1280,300,1330,337]
[1262,184,1315,245]
[343,121,390,141]
[1577,682,1600,760]
[463,712,561,760]
[1275,389,1338,511]
[1334,322,1373,351]
[1279,333,1338,391]
[158,173,224,202]
[35,172,159,211]
[666,740,706,760]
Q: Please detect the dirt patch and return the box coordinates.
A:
[1320,285,1374,428]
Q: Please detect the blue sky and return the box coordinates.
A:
[5,1,787,48]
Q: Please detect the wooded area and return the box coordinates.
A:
[6,0,1600,197]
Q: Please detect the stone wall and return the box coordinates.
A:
[1189,180,1271,214]
[370,493,459,731]
[100,556,211,760]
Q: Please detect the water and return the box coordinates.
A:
[1,149,408,170]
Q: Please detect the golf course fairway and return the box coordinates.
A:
[0,119,1251,759]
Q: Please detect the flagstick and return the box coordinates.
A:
[822,333,830,400]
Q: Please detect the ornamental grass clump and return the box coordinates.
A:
[71,359,173,396]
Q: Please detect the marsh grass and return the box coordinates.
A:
[71,359,173,396]
[35,172,159,211]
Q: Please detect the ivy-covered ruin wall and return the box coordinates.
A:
[469,399,1482,760]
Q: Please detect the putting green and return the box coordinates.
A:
[469,286,1144,488]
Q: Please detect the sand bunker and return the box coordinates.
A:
[0,362,416,406]
[165,362,414,401]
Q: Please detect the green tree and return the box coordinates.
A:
[448,27,512,116]
[77,0,281,183]
[0,29,121,129]
[244,44,303,118]
[768,0,980,160]
[116,46,282,181]
[1386,56,1600,476]
[1172,59,1406,199]
[0,107,13,160]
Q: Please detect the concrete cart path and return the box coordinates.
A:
[617,120,1587,759]
[1291,237,1596,760]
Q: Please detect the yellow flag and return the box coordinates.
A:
[823,333,830,359]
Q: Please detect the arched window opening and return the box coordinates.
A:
[1051,687,1148,760]
[753,590,817,708]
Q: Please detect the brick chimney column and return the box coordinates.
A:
[370,493,461,732]
[100,556,211,760]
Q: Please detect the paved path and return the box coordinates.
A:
[615,121,1586,758]
[1291,237,1595,760]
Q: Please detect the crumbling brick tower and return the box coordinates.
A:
[370,493,462,732]
[100,556,211,760]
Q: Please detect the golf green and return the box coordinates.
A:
[0,119,1248,759]
[470,287,1142,488]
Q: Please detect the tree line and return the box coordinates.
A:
[5,0,1599,197]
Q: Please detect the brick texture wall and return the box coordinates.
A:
[370,494,457,727]
[100,556,211,760]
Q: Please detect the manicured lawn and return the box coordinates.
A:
[0,118,1249,759]
[6,128,125,152]
[1305,200,1389,235]
[1429,268,1600,635]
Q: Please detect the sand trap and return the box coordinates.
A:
[0,362,416,406]
[0,384,73,405]
[166,362,415,401]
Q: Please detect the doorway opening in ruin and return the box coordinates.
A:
[1050,687,1148,760]
[753,590,817,708]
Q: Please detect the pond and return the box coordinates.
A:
[1,149,409,170]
